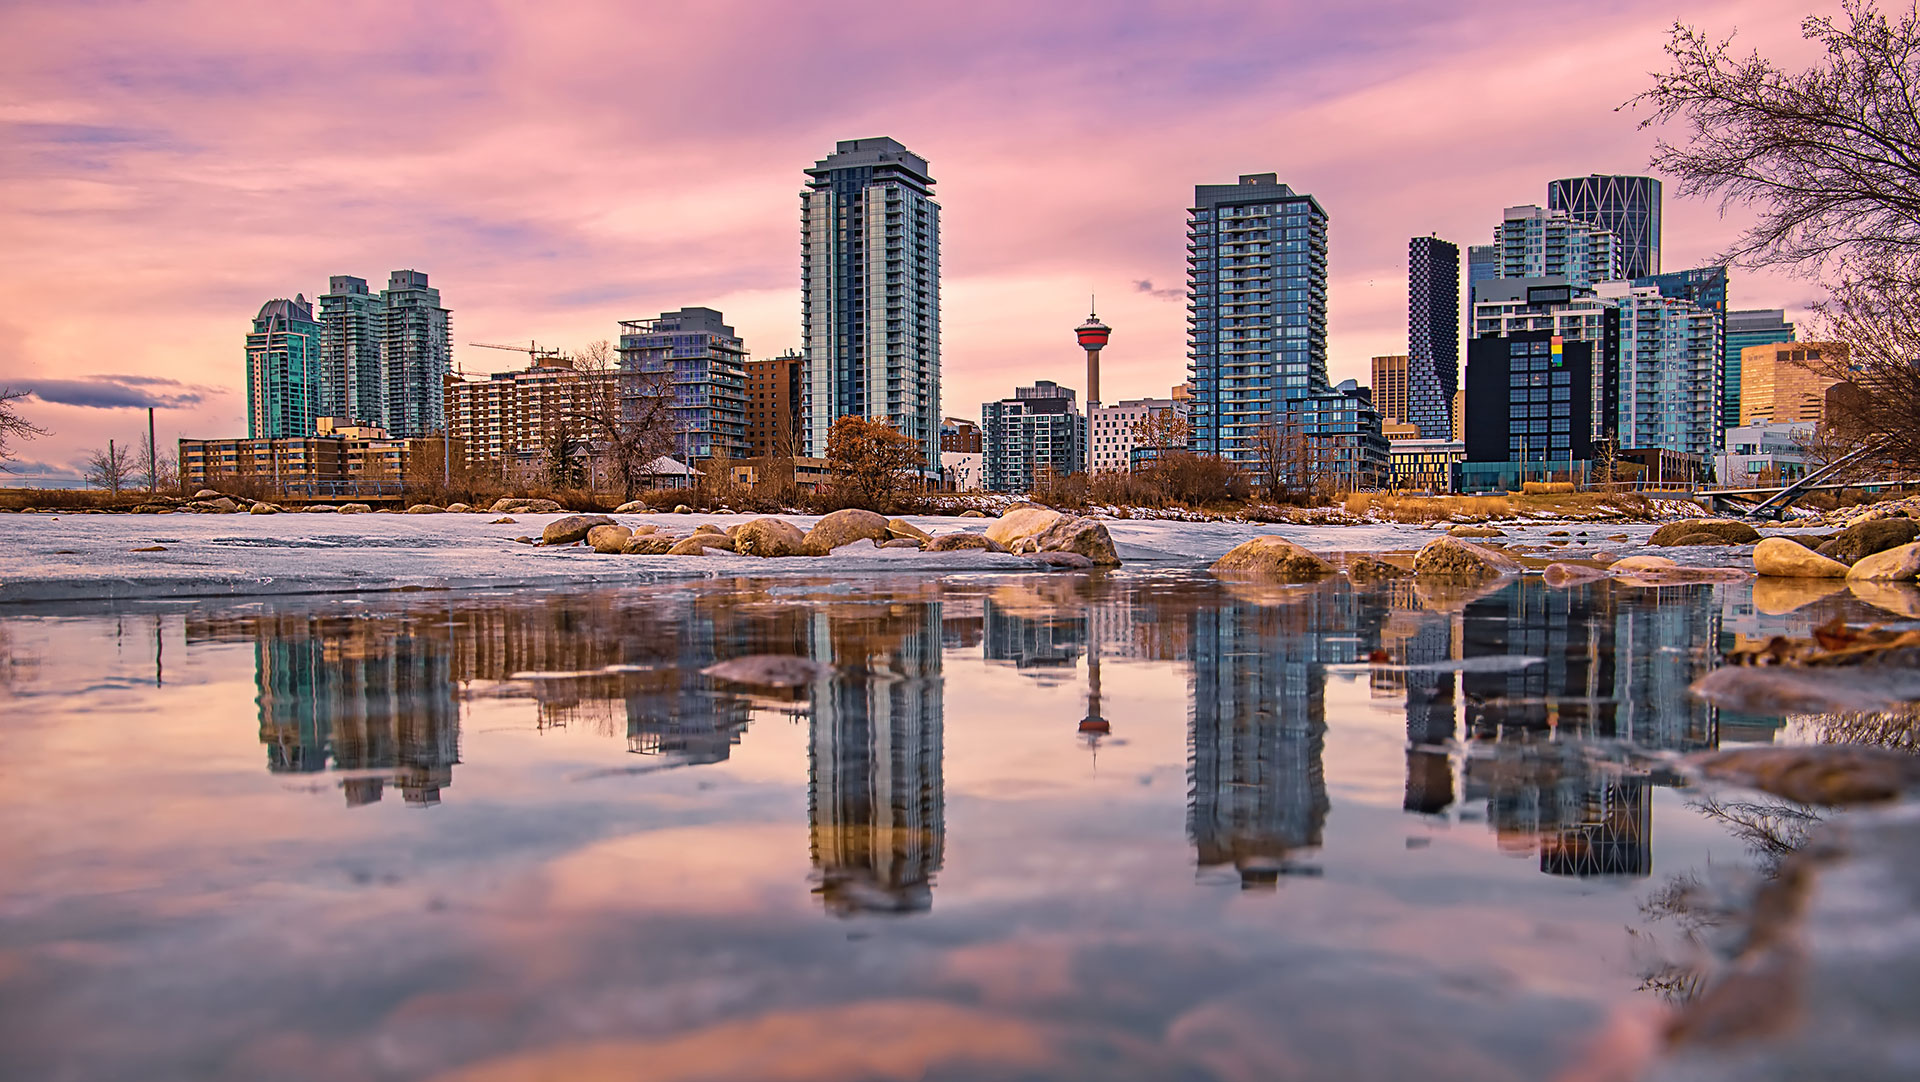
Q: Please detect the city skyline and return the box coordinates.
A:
[0,0,1826,477]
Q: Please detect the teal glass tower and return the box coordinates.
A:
[246,295,322,439]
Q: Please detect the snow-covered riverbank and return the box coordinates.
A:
[0,511,1676,603]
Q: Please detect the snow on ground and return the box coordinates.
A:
[0,510,1683,603]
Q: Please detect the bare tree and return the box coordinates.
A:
[0,387,49,471]
[1635,1,1920,466]
[84,440,136,495]
[1633,1,1920,270]
[137,430,179,493]
[569,339,675,502]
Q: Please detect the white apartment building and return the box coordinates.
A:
[1088,396,1180,472]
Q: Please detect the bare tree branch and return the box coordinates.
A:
[0,387,50,471]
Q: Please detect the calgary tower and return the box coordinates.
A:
[1075,301,1111,407]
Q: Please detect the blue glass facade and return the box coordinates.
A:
[1548,174,1663,280]
[246,295,323,440]
[617,307,749,463]
[1633,267,1728,449]
[1723,309,1795,430]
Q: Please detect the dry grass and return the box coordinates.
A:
[0,487,159,511]
[1345,490,1656,523]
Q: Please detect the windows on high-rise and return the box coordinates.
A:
[1407,236,1460,437]
[1548,174,1662,280]
[801,138,941,473]
[1724,309,1795,430]
[617,307,749,464]
[1493,205,1621,288]
[316,270,451,438]
[246,295,322,439]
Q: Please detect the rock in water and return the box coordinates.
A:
[1752,536,1849,578]
[1849,580,1920,618]
[1411,536,1523,580]
[1847,541,1920,581]
[667,534,735,555]
[1031,516,1120,566]
[1690,746,1920,806]
[702,654,833,688]
[1816,517,1920,564]
[958,509,989,518]
[984,506,1066,548]
[490,516,517,524]
[622,535,674,555]
[248,502,280,515]
[886,518,932,543]
[405,504,446,514]
[586,524,632,553]
[541,514,616,545]
[1649,519,1761,546]
[925,533,1006,552]
[734,517,809,557]
[614,500,649,513]
[1608,554,1677,573]
[802,509,890,554]
[880,537,923,549]
[1446,524,1505,538]
[1210,536,1335,581]
[1026,551,1095,569]
[446,503,470,513]
[338,503,372,514]
[1543,563,1609,587]
[490,497,563,514]
[672,504,694,514]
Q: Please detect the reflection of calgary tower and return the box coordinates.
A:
[1075,302,1111,407]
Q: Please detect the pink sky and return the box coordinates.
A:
[0,0,1830,477]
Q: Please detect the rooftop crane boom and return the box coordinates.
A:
[467,340,571,367]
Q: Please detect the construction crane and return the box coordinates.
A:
[467,340,570,368]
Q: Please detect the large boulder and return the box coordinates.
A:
[886,518,932,543]
[803,508,891,554]
[1211,536,1335,581]
[338,503,372,514]
[248,502,280,515]
[192,489,223,500]
[1752,536,1849,578]
[1412,536,1524,580]
[614,500,650,514]
[541,514,616,546]
[984,506,1066,548]
[623,535,675,555]
[198,497,239,513]
[1649,519,1761,546]
[734,517,809,557]
[587,524,633,553]
[1816,517,1920,564]
[925,532,1007,553]
[489,497,563,514]
[1847,541,1920,582]
[405,503,446,514]
[1030,516,1120,566]
[668,533,735,555]
[446,502,470,513]
[1446,524,1505,538]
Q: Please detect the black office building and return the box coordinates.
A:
[1465,330,1602,465]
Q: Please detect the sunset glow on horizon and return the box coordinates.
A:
[0,0,1826,475]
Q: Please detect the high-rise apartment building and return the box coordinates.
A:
[318,275,386,426]
[315,270,451,437]
[617,307,749,463]
[378,270,452,439]
[1370,354,1410,424]
[1407,236,1460,437]
[1464,332,1602,467]
[982,380,1083,493]
[744,351,803,459]
[1725,309,1796,429]
[1493,206,1621,288]
[801,138,942,472]
[1187,173,1332,466]
[1598,281,1719,458]
[1637,266,1728,444]
[246,295,322,439]
[1471,277,1622,441]
[1739,342,1851,426]
[1548,174,1662,280]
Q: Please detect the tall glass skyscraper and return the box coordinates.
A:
[1548,175,1662,280]
[1493,205,1621,287]
[801,138,942,472]
[378,270,452,439]
[246,295,322,439]
[1635,266,1728,445]
[1407,236,1460,438]
[319,275,385,426]
[316,270,451,437]
[1186,173,1329,464]
[1598,281,1719,457]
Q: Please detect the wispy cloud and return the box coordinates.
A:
[23,375,211,410]
[1133,280,1183,301]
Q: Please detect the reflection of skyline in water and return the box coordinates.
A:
[189,575,1811,894]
